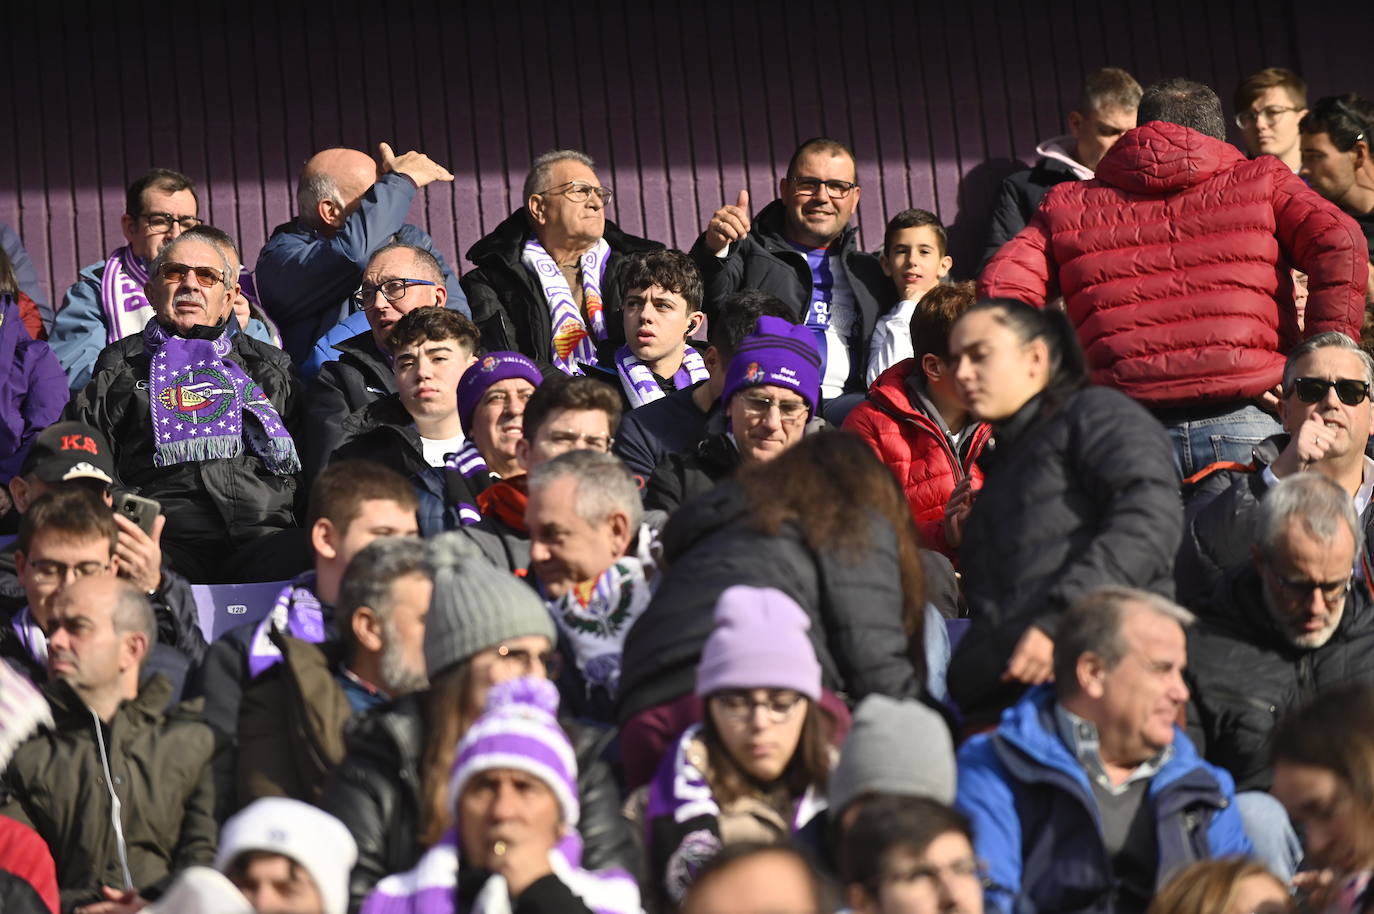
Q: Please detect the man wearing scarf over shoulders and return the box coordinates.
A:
[65,232,308,584]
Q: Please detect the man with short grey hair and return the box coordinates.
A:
[462,149,662,374]
[956,587,1251,914]
[1187,473,1374,794]
[1179,330,1374,607]
[525,449,650,721]
[255,143,466,364]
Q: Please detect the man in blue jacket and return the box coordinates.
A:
[255,143,467,364]
[955,587,1253,914]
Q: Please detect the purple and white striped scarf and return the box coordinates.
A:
[360,826,641,914]
[247,571,327,678]
[613,345,709,409]
[100,247,153,344]
[143,319,300,474]
[443,440,491,525]
[521,238,610,376]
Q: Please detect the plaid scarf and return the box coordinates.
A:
[143,319,300,474]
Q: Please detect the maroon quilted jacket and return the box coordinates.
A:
[843,359,992,562]
[979,120,1367,407]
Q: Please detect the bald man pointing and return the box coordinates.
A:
[256,143,468,362]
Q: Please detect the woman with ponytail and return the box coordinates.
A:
[943,299,1182,728]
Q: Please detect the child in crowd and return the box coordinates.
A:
[865,209,953,385]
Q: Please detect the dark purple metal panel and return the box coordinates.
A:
[1,0,1368,312]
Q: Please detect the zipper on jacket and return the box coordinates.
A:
[91,706,135,891]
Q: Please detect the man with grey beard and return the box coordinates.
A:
[235,536,433,807]
[1185,472,1374,793]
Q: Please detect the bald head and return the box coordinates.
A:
[298,148,381,233]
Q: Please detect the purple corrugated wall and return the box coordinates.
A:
[2,0,1369,308]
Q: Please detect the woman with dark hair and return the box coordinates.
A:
[321,534,635,913]
[644,586,834,907]
[618,429,937,788]
[944,299,1182,727]
[1272,683,1374,913]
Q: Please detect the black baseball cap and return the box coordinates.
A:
[20,422,116,485]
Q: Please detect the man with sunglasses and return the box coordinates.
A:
[1180,332,1374,608]
[1186,473,1374,799]
[256,143,465,365]
[691,138,891,422]
[49,169,277,392]
[66,232,307,583]
[462,149,662,375]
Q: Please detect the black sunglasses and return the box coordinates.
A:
[1290,377,1372,406]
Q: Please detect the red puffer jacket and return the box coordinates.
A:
[843,359,992,561]
[980,121,1367,407]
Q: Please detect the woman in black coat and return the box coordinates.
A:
[945,299,1183,727]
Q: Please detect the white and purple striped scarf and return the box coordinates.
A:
[100,246,152,344]
[443,440,491,525]
[246,571,327,678]
[360,826,640,914]
[613,345,708,409]
[521,238,610,376]
[143,319,300,474]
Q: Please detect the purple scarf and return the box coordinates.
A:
[247,571,327,678]
[143,319,300,474]
[360,826,640,914]
[612,345,709,409]
[443,440,492,525]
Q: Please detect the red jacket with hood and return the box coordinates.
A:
[979,121,1368,407]
[844,359,992,561]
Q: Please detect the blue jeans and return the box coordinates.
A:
[1236,790,1303,880]
[1163,404,1282,479]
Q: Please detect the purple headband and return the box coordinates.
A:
[457,351,544,434]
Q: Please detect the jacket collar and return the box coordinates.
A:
[45,672,173,726]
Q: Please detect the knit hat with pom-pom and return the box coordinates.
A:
[422,532,556,679]
[446,677,579,826]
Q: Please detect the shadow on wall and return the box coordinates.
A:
[946,157,1027,282]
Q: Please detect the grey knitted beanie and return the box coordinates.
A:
[422,532,557,677]
[829,694,956,816]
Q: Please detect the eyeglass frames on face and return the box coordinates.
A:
[141,212,202,234]
[352,278,437,309]
[1289,377,1372,406]
[1235,105,1301,128]
[156,262,228,288]
[712,690,805,724]
[739,393,808,426]
[787,176,858,199]
[536,181,613,204]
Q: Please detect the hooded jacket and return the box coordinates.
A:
[979,137,1089,269]
[956,685,1252,914]
[843,360,992,561]
[0,676,217,913]
[1186,566,1374,792]
[320,693,637,914]
[461,209,662,371]
[980,121,1368,408]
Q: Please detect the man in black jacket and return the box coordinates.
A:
[65,232,307,583]
[1187,473,1374,793]
[303,243,458,476]
[691,138,890,417]
[461,149,662,373]
[978,67,1140,270]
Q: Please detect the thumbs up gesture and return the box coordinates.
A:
[703,189,752,253]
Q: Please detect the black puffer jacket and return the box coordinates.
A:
[688,200,891,391]
[461,210,662,371]
[978,155,1081,270]
[950,387,1183,725]
[642,426,740,515]
[64,326,302,555]
[618,478,922,724]
[303,330,396,477]
[1187,566,1374,792]
[320,693,636,914]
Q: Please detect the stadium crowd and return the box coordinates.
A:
[2,69,1374,914]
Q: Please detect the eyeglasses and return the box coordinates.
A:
[1235,106,1302,128]
[875,857,988,893]
[26,559,110,583]
[738,393,809,426]
[352,278,437,309]
[788,176,859,199]
[543,430,613,452]
[1271,572,1352,604]
[1289,377,1372,406]
[156,261,228,288]
[493,643,562,680]
[537,181,613,204]
[141,212,202,234]
[712,690,805,723]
